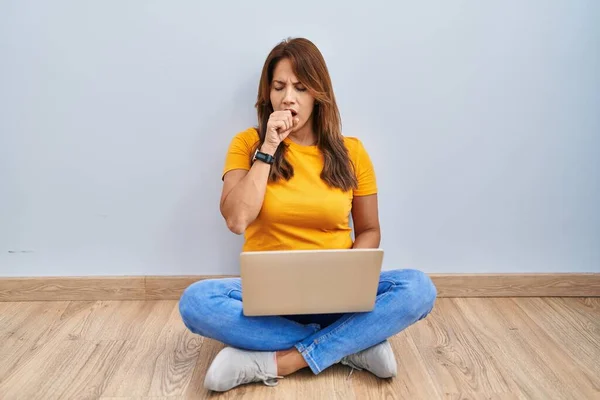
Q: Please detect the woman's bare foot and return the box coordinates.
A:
[276,348,309,376]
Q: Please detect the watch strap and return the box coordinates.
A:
[253,149,275,165]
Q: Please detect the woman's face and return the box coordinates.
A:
[270,58,315,133]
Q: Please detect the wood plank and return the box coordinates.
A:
[100,398,184,400]
[0,301,71,379]
[0,301,17,324]
[431,273,600,297]
[0,302,136,398]
[100,301,202,398]
[358,329,441,399]
[0,301,69,341]
[37,300,178,398]
[438,299,525,397]
[0,276,146,301]
[44,300,104,341]
[328,364,358,399]
[278,366,344,400]
[452,298,554,399]
[50,340,130,400]
[514,297,600,387]
[492,298,598,398]
[0,337,100,399]
[2,273,598,302]
[407,298,520,398]
[100,397,184,400]
[93,301,177,397]
[1,297,599,398]
[145,276,231,300]
[406,302,462,396]
[80,300,160,341]
[579,297,600,314]
[183,337,225,399]
[547,297,600,334]
[453,297,592,399]
[145,305,203,397]
[0,301,176,399]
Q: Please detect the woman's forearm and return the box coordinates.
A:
[352,228,381,249]
[221,144,277,234]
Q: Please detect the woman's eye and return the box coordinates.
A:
[273,85,305,91]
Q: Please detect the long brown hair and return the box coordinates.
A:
[254,37,357,192]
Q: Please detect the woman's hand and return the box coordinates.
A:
[262,110,299,154]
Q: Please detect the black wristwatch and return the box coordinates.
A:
[253,149,275,165]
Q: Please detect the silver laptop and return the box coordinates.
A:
[240,248,384,316]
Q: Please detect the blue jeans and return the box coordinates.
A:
[178,269,437,375]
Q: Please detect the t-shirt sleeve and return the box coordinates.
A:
[222,129,259,180]
[353,139,378,196]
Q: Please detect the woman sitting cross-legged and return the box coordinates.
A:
[178,37,437,392]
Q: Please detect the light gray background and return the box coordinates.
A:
[1,1,599,276]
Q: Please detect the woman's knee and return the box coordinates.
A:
[178,278,236,334]
[385,268,437,320]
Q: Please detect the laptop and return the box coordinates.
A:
[240,248,384,316]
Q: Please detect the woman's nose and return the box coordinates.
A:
[282,88,295,105]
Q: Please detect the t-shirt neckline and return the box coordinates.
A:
[284,137,319,154]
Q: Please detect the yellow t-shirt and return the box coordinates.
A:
[222,127,377,252]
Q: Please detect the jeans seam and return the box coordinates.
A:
[299,289,397,374]
[295,343,321,374]
[304,349,321,374]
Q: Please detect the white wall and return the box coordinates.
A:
[1,1,599,277]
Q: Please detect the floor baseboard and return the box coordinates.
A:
[1,273,598,301]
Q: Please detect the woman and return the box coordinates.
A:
[178,37,437,392]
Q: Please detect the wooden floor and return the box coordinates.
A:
[0,298,598,400]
